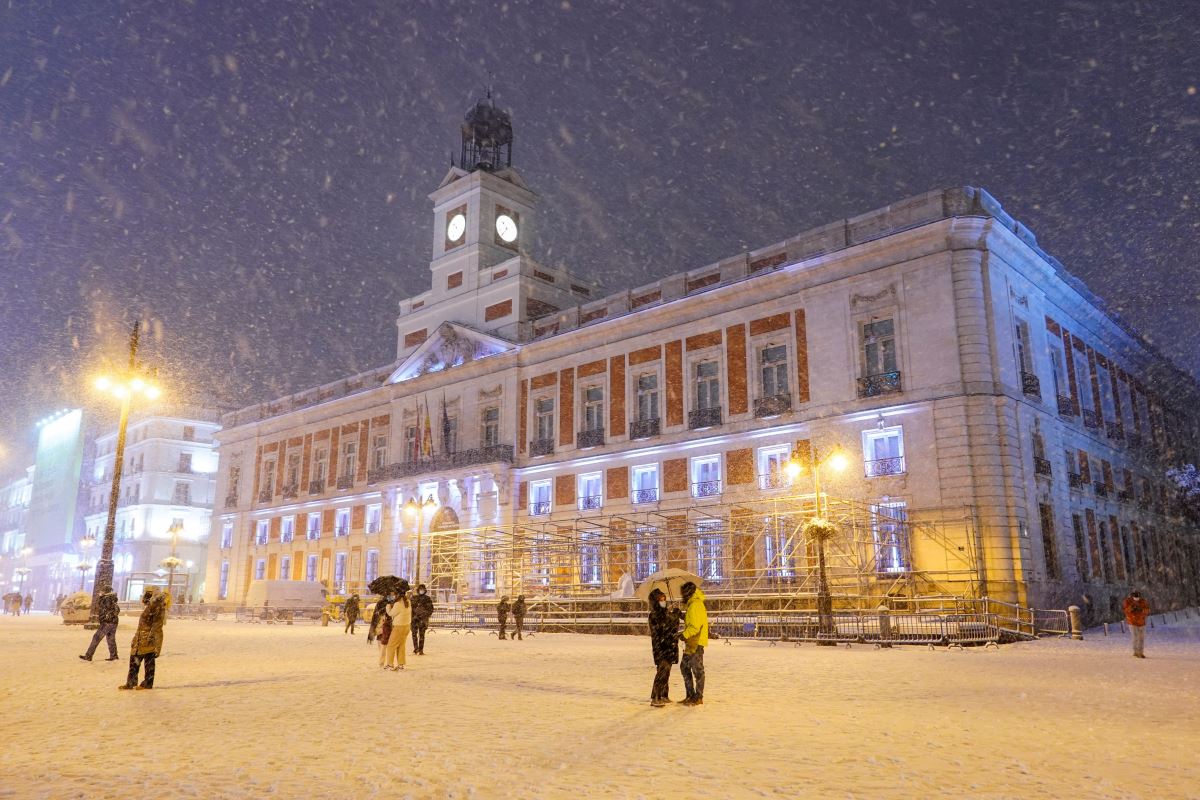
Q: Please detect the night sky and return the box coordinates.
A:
[1,0,1198,466]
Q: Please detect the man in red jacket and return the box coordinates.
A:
[1122,591,1150,658]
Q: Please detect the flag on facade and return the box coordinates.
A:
[422,397,434,458]
[441,393,452,455]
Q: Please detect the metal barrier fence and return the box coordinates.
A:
[709,611,1001,646]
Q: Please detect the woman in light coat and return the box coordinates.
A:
[382,585,412,671]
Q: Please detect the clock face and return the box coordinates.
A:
[495,213,518,243]
[446,212,466,243]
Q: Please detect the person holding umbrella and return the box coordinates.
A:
[647,587,682,707]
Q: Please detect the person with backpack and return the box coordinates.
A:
[411,584,434,655]
[496,596,511,640]
[80,584,120,662]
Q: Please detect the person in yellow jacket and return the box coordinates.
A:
[678,582,708,705]
[120,586,167,690]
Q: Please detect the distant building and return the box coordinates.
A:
[206,95,1200,618]
[0,466,34,568]
[82,408,221,601]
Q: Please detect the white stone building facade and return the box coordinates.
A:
[205,101,1200,615]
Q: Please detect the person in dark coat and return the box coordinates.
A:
[647,588,681,706]
[496,596,511,640]
[367,601,387,644]
[80,585,121,662]
[411,584,434,655]
[23,593,33,614]
[511,594,528,641]
[344,594,361,635]
[121,586,166,690]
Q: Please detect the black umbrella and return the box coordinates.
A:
[367,575,410,597]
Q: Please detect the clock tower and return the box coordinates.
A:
[394,93,601,359]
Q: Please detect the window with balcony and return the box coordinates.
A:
[178,452,193,474]
[634,525,660,581]
[306,553,318,582]
[632,465,659,504]
[255,519,269,546]
[692,360,721,419]
[1097,363,1117,435]
[872,501,909,573]
[366,504,382,534]
[580,530,602,585]
[173,481,191,505]
[366,549,379,585]
[255,559,266,580]
[220,521,233,549]
[481,406,500,447]
[404,425,419,463]
[282,454,299,495]
[1014,318,1040,398]
[859,317,900,397]
[335,508,350,537]
[691,456,722,498]
[370,434,388,472]
[532,398,555,455]
[340,441,357,485]
[334,552,347,592]
[1072,514,1090,581]
[637,373,659,422]
[696,519,724,581]
[279,555,291,581]
[261,461,276,500]
[1072,348,1097,416]
[306,512,321,540]
[758,445,792,490]
[444,416,459,454]
[1047,340,1072,414]
[579,386,605,447]
[529,480,552,516]
[281,516,295,543]
[311,450,327,493]
[218,560,229,599]
[578,472,603,511]
[756,344,791,416]
[862,426,905,477]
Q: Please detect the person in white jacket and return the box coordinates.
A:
[382,585,413,671]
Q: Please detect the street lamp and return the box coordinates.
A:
[87,322,162,628]
[785,445,849,645]
[404,495,437,585]
[78,535,97,592]
[161,520,184,603]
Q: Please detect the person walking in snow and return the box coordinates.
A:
[511,594,528,641]
[411,583,433,655]
[496,595,511,640]
[382,583,412,671]
[23,593,32,614]
[121,586,166,690]
[80,584,120,662]
[678,581,708,706]
[647,588,682,706]
[344,594,361,635]
[1123,590,1151,659]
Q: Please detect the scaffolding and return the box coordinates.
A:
[418,492,982,612]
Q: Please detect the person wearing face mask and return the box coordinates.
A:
[647,588,682,707]
[411,583,434,655]
[382,582,412,671]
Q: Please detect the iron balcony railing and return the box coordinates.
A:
[335,525,349,537]
[336,475,354,490]
[688,406,722,430]
[692,480,722,498]
[308,479,325,495]
[577,495,602,511]
[1056,395,1075,417]
[758,473,789,491]
[257,490,272,504]
[1068,472,1083,490]
[857,371,902,398]
[631,488,659,504]
[1033,457,1052,477]
[577,428,605,449]
[753,393,792,418]
[368,446,517,482]
[530,438,555,457]
[1020,371,1041,398]
[1105,421,1122,440]
[1093,482,1108,498]
[1081,409,1100,430]
[529,501,551,516]
[282,484,298,500]
[628,418,660,440]
[864,456,905,477]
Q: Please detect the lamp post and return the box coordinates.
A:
[404,495,436,585]
[78,534,97,592]
[161,520,184,603]
[88,322,162,628]
[786,446,849,645]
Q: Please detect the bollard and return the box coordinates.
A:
[877,604,893,649]
[1068,605,1084,640]
[1103,622,1109,637]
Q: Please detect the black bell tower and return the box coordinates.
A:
[459,89,513,173]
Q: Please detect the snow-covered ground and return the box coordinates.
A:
[2,612,1199,800]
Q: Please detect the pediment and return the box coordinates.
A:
[437,166,470,189]
[387,322,516,384]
